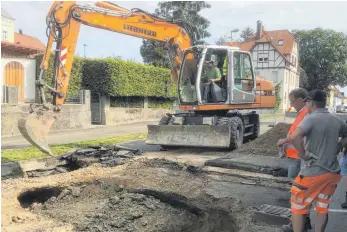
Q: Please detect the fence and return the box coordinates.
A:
[65,90,86,104]
[2,85,19,104]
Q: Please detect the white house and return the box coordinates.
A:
[228,21,300,112]
[1,8,45,103]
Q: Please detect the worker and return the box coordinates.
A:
[281,88,309,179]
[340,148,347,208]
[201,60,221,102]
[279,88,311,232]
[277,89,346,232]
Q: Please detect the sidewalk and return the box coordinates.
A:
[1,120,159,150]
[1,116,293,150]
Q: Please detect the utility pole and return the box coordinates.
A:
[83,44,88,58]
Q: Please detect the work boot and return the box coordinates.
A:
[280,222,293,232]
[280,216,311,232]
[341,192,347,209]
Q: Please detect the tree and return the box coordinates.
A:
[293,28,347,91]
[240,27,254,42]
[215,35,228,45]
[140,1,211,68]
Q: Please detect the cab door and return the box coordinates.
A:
[231,51,256,104]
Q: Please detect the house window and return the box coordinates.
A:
[278,40,284,46]
[258,53,269,63]
[2,30,8,41]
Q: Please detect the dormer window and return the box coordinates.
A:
[278,40,284,46]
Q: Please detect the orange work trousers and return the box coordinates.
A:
[290,172,341,214]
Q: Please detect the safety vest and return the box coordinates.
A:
[286,107,309,159]
[223,57,227,76]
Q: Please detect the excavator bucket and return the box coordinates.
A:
[146,125,231,148]
[18,111,57,156]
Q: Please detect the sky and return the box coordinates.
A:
[2,0,347,89]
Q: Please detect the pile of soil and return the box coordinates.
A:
[26,145,142,178]
[22,180,236,232]
[237,123,291,156]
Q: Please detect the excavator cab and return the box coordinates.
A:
[178,45,256,106]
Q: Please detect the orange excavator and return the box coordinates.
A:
[18,1,276,156]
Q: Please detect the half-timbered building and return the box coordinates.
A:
[228,21,300,112]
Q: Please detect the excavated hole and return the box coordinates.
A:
[19,181,237,232]
[17,187,62,208]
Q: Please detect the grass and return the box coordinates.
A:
[259,113,284,119]
[1,133,147,162]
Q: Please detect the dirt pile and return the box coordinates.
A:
[237,123,291,156]
[26,145,142,178]
[21,180,236,232]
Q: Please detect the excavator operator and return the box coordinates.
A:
[201,60,221,102]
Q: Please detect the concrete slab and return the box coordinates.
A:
[205,153,293,177]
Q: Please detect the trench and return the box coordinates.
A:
[18,181,237,232]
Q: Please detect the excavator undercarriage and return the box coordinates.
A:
[146,111,260,149]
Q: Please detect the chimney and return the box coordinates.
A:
[256,20,263,40]
[19,29,23,35]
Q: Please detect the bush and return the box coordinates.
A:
[35,54,84,98]
[36,56,177,99]
[110,96,144,108]
[148,97,174,109]
[82,58,176,97]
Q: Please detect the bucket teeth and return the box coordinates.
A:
[17,111,57,156]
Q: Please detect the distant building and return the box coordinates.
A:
[1,8,45,103]
[227,20,300,112]
[327,85,345,112]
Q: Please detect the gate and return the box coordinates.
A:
[91,92,102,124]
[3,61,24,102]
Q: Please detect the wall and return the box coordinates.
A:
[1,91,92,137]
[1,57,36,102]
[102,95,172,125]
[1,16,15,43]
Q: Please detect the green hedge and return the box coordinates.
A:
[110,96,144,108]
[82,58,176,97]
[35,54,84,98]
[36,56,177,98]
[148,97,174,109]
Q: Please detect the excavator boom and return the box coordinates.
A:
[18,1,192,155]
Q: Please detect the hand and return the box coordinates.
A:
[277,139,287,147]
[278,145,286,158]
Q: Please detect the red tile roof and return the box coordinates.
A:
[13,32,45,51]
[227,29,296,64]
[1,32,45,55]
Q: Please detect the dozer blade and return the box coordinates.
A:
[146,125,231,148]
[18,111,57,156]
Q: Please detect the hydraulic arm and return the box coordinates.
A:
[18,1,192,156]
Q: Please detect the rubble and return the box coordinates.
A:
[26,145,143,178]
[237,123,291,156]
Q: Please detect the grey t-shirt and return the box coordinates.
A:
[298,108,347,176]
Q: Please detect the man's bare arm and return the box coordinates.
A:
[292,136,310,160]
[277,127,305,146]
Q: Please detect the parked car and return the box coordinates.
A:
[336,105,347,113]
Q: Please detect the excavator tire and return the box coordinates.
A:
[249,114,260,140]
[217,116,244,150]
